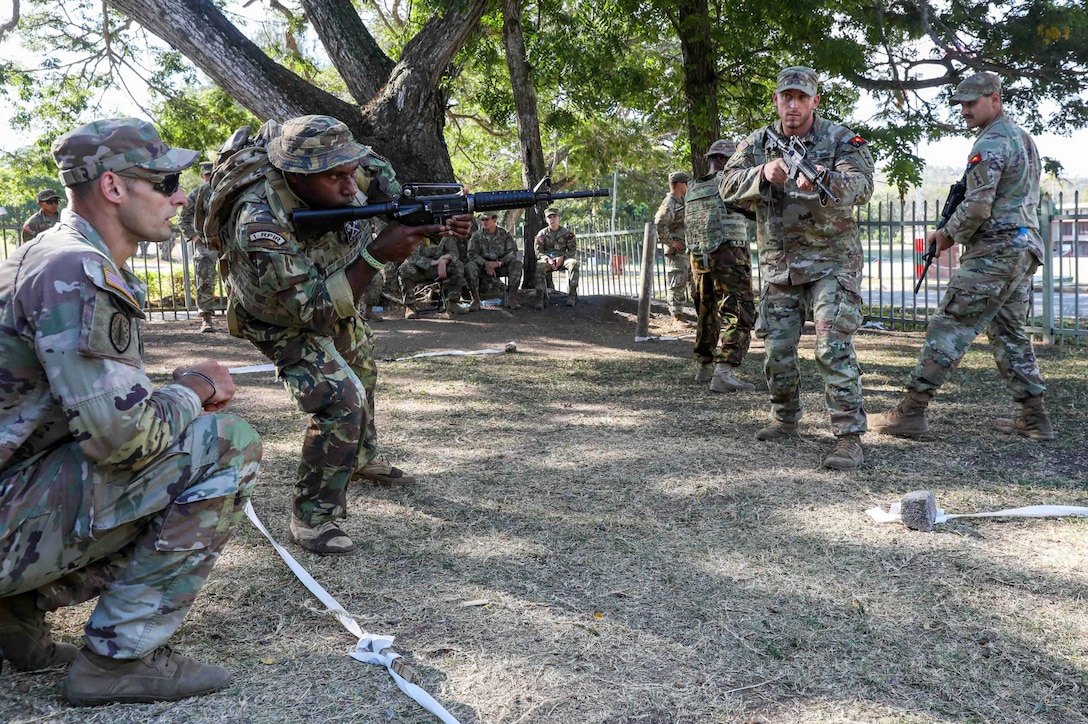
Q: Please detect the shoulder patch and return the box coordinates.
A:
[246,223,290,249]
[104,267,140,310]
[848,135,867,148]
[736,140,750,153]
[966,153,983,169]
[566,232,575,240]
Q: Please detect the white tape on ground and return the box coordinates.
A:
[244,502,461,724]
[229,343,518,374]
[866,502,1088,525]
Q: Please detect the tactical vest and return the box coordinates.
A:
[684,176,748,256]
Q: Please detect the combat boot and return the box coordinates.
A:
[444,299,467,315]
[993,394,1056,441]
[869,390,932,437]
[362,306,382,322]
[709,364,755,393]
[199,312,216,333]
[823,433,864,470]
[0,592,79,672]
[404,304,419,320]
[63,646,231,705]
[469,293,482,312]
[754,420,800,441]
[566,285,578,307]
[534,289,546,311]
[504,289,522,310]
[695,362,714,383]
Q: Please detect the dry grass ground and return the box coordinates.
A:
[2,294,1086,724]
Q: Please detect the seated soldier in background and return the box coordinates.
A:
[398,234,469,318]
[466,211,523,310]
[534,207,580,309]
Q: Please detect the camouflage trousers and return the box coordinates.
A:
[194,242,218,315]
[908,243,1045,400]
[254,315,378,526]
[535,256,580,289]
[0,413,261,658]
[691,246,755,367]
[398,258,466,304]
[362,262,396,309]
[663,250,694,314]
[467,258,524,296]
[755,273,866,435]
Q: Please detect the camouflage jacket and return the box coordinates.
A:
[406,236,460,270]
[942,112,1044,263]
[21,209,60,244]
[654,193,686,253]
[719,116,874,285]
[535,226,577,257]
[0,210,203,476]
[222,158,399,343]
[178,181,210,242]
[468,226,518,266]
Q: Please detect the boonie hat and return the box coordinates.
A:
[268,115,371,174]
[950,72,1002,103]
[52,117,199,187]
[705,139,738,157]
[669,171,691,184]
[37,188,60,202]
[544,207,560,217]
[776,66,818,96]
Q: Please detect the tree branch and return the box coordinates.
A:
[0,0,18,43]
[300,0,393,103]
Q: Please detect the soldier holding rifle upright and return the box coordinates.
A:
[720,65,875,470]
[870,72,1054,441]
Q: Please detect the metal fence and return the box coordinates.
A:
[3,191,1083,344]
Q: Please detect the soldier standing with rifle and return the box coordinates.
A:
[870,72,1055,440]
[720,66,875,470]
[655,171,693,322]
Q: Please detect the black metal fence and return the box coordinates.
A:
[3,191,1083,344]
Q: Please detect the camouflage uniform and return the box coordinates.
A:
[720,114,874,435]
[398,236,467,305]
[178,177,219,317]
[220,116,399,526]
[686,172,755,367]
[655,173,693,315]
[20,210,61,244]
[906,114,1045,400]
[534,223,580,289]
[466,223,523,297]
[0,120,261,662]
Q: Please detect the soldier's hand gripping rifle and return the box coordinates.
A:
[913,174,967,295]
[291,177,609,237]
[764,127,841,205]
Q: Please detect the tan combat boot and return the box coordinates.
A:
[755,420,800,441]
[993,395,1056,440]
[823,433,864,470]
[709,364,755,393]
[404,304,419,319]
[534,289,546,310]
[566,285,578,307]
[63,646,231,705]
[869,390,933,437]
[0,592,79,672]
[695,362,714,383]
[444,299,467,315]
[199,312,216,333]
[504,289,522,310]
[469,292,482,312]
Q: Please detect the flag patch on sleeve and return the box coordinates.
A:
[848,135,867,148]
[966,153,982,169]
[104,268,139,309]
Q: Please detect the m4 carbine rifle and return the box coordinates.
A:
[764,127,841,205]
[913,174,967,295]
[291,177,608,237]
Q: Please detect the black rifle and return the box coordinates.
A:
[764,127,841,204]
[913,175,967,295]
[291,177,608,237]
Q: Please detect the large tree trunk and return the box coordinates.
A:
[676,0,719,177]
[503,0,549,289]
[106,0,486,181]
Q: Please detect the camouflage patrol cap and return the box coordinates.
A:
[950,72,1002,103]
[776,66,818,96]
[36,188,60,202]
[199,161,214,175]
[544,207,560,217]
[669,171,691,185]
[52,117,199,187]
[268,115,371,174]
[705,139,738,157]
[480,212,499,219]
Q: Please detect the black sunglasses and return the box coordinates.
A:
[151,173,181,197]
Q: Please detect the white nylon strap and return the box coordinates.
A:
[866,503,1088,525]
[244,502,461,724]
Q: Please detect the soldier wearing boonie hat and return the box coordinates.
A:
[720,65,875,471]
[0,116,261,705]
[20,188,63,244]
[685,139,756,392]
[218,113,472,556]
[655,170,694,320]
[534,205,579,309]
[870,70,1054,442]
